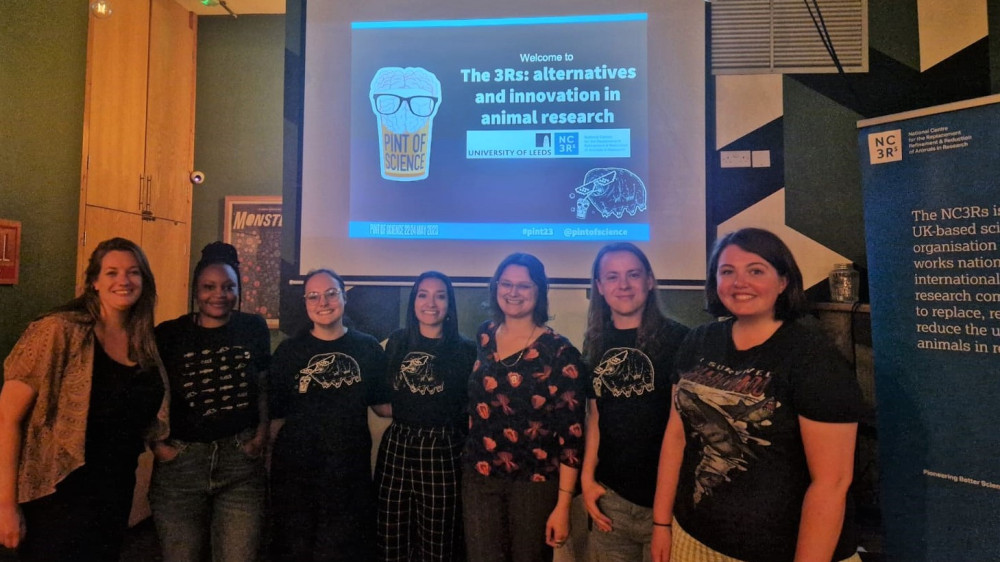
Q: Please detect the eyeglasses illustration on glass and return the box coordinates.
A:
[304,288,342,304]
[371,94,439,117]
[497,280,535,293]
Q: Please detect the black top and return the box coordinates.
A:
[269,329,390,470]
[155,311,271,442]
[672,318,862,562]
[587,320,688,507]
[85,341,164,476]
[384,329,476,429]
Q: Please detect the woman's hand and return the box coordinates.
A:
[650,524,672,562]
[241,425,268,459]
[581,479,612,532]
[545,503,571,549]
[0,502,25,549]
[151,441,180,463]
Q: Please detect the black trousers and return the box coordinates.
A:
[270,453,375,562]
[19,464,136,562]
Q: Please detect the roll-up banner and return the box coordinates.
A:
[859,94,1000,561]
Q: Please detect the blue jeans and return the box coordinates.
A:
[150,430,266,562]
[586,487,653,562]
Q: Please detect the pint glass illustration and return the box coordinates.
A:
[369,67,442,181]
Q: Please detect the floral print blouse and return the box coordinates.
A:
[464,321,587,482]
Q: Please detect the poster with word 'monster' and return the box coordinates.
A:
[224,196,282,329]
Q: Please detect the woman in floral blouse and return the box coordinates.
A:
[463,253,588,562]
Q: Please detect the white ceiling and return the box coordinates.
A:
[173,0,285,16]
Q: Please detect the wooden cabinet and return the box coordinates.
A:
[78,0,197,325]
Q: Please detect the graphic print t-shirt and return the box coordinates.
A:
[671,318,862,562]
[268,329,389,469]
[587,320,688,507]
[155,311,271,442]
[384,329,476,429]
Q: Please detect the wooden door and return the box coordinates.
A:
[145,0,196,223]
[141,217,191,324]
[83,0,150,214]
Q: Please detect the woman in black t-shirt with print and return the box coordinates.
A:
[268,268,391,562]
[150,242,271,562]
[374,271,476,562]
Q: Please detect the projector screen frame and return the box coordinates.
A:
[281,0,709,300]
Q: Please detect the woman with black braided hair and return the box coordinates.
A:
[150,241,272,562]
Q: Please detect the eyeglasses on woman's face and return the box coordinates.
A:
[304,287,343,305]
[497,280,536,294]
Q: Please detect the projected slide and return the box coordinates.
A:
[349,14,649,241]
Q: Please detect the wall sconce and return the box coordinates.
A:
[90,0,113,18]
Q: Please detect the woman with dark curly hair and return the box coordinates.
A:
[0,238,169,561]
[150,241,271,562]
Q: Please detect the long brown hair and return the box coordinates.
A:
[51,238,159,370]
[583,242,667,365]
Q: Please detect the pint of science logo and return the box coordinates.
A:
[867,129,902,165]
[369,67,442,181]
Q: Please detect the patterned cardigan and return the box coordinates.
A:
[3,311,169,503]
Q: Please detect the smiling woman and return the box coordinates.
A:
[651,228,863,562]
[374,271,476,561]
[462,253,589,562]
[149,242,272,562]
[267,268,391,561]
[0,238,168,561]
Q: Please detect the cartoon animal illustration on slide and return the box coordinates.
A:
[571,167,648,219]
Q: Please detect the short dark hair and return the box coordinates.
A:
[489,253,549,326]
[705,228,807,321]
[192,241,241,310]
[405,271,460,347]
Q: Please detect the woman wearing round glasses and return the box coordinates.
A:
[268,269,391,561]
[463,253,588,562]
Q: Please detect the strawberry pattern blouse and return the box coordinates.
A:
[463,321,587,482]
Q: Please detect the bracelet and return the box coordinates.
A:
[652,521,672,528]
[558,487,575,494]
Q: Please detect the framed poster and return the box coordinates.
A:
[0,220,21,285]
[224,196,282,329]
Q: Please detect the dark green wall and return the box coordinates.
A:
[0,1,87,368]
[190,15,285,278]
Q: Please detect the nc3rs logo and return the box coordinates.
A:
[868,130,902,164]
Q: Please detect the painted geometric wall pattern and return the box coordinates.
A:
[708,4,996,293]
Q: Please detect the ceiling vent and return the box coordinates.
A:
[711,0,868,74]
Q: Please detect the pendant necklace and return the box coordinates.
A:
[498,324,537,368]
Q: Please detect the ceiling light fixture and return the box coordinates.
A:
[201,0,238,18]
[89,0,113,18]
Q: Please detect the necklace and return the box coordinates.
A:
[497,324,537,368]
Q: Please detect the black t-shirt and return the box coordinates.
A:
[586,320,688,507]
[269,329,389,471]
[155,311,271,442]
[384,329,476,429]
[672,318,862,562]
